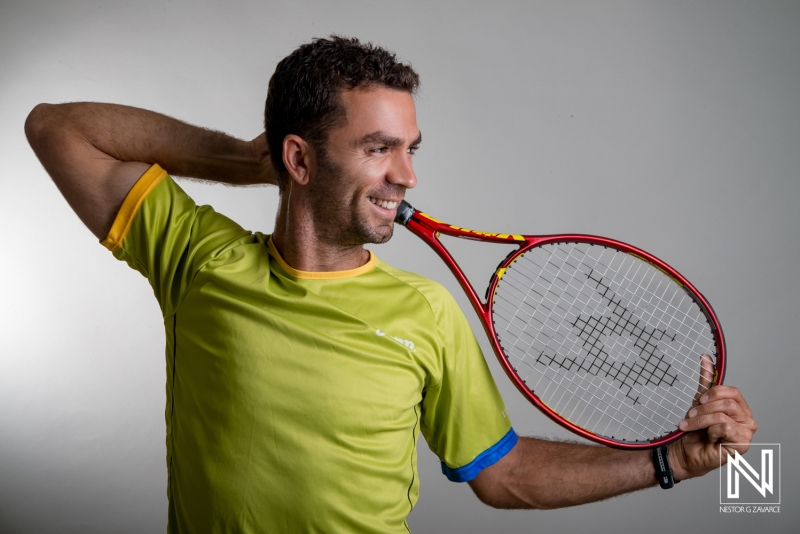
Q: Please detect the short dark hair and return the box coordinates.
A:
[264,35,420,190]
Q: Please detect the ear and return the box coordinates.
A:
[282,134,316,186]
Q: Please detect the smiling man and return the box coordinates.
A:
[25,36,756,533]
[271,86,420,269]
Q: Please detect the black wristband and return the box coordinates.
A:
[652,445,680,489]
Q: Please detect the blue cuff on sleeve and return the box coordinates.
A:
[440,428,518,483]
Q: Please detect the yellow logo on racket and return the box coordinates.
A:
[417,212,524,241]
[448,225,524,242]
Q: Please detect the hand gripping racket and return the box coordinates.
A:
[394,201,725,449]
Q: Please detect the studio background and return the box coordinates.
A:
[1,1,797,532]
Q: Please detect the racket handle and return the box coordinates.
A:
[395,200,416,225]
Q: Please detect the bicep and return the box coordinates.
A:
[25,103,150,240]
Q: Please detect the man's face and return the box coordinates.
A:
[307,86,420,246]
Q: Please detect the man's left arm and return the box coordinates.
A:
[468,384,757,509]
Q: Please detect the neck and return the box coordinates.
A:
[271,189,371,272]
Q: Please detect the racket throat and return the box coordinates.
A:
[413,219,489,310]
[396,199,521,312]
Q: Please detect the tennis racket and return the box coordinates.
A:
[394,201,725,450]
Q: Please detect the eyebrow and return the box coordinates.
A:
[357,131,422,148]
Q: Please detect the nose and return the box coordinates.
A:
[387,153,417,190]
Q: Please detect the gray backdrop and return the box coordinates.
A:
[1,0,797,532]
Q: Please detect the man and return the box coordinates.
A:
[25,36,756,532]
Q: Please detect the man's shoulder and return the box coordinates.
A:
[373,256,441,289]
[372,257,459,312]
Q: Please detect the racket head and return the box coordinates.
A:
[486,236,725,449]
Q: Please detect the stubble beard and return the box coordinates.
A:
[309,151,395,247]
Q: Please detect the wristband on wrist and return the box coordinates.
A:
[652,444,680,489]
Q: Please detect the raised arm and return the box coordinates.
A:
[469,384,757,509]
[24,102,276,240]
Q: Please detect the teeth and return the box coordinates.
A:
[368,197,398,210]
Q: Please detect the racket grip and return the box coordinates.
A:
[395,200,416,225]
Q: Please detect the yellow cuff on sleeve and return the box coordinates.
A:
[100,164,168,252]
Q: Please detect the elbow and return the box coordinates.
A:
[470,479,546,510]
[474,491,548,511]
[25,103,57,148]
[473,492,522,510]
[470,484,501,509]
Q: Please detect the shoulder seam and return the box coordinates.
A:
[171,219,255,317]
[373,263,446,388]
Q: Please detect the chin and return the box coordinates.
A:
[359,222,394,245]
[368,227,394,244]
[371,233,393,245]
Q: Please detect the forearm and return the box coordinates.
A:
[28,102,273,185]
[471,437,656,509]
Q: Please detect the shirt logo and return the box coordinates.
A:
[376,329,416,352]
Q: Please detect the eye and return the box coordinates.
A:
[370,146,389,154]
[408,145,419,155]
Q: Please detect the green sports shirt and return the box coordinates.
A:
[102,165,516,533]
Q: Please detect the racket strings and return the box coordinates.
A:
[491,242,717,443]
[500,253,713,390]
[510,246,714,388]
[495,280,695,439]
[496,247,708,440]
[504,251,708,432]
[493,295,690,440]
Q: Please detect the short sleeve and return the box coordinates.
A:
[101,164,252,317]
[419,291,517,482]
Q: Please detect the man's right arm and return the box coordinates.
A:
[24,102,276,240]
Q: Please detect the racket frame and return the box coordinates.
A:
[396,202,726,450]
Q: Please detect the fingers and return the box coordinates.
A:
[698,385,754,420]
[708,419,752,449]
[249,133,270,160]
[693,353,715,404]
[679,383,758,445]
[674,373,758,479]
[679,411,755,450]
[708,415,754,456]
[680,411,731,432]
[687,398,747,424]
[248,133,278,186]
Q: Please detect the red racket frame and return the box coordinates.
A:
[399,205,726,450]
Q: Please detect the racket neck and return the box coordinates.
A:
[405,215,488,314]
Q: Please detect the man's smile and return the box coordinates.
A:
[367,196,400,211]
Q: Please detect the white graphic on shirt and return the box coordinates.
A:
[376,329,416,352]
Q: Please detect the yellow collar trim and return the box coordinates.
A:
[267,237,375,279]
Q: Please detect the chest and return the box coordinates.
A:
[171,270,437,438]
